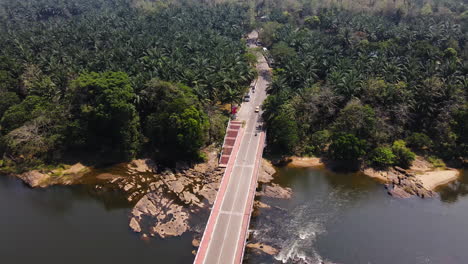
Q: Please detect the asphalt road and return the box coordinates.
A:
[196,32,271,264]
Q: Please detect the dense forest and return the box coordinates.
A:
[260,0,467,168]
[0,0,256,171]
[0,0,466,172]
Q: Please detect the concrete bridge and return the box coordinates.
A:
[194,31,270,264]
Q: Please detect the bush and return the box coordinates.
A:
[406,132,432,151]
[392,140,416,168]
[329,133,367,162]
[427,156,446,169]
[0,92,20,118]
[369,146,396,168]
[306,130,331,155]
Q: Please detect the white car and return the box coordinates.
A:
[255,106,260,113]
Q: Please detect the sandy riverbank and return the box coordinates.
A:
[280,155,461,198]
[415,170,460,190]
[285,156,324,168]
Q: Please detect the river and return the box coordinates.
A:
[244,167,468,264]
[0,174,195,264]
[2,167,468,264]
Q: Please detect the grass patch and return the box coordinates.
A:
[427,156,446,169]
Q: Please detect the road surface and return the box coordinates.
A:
[195,31,270,264]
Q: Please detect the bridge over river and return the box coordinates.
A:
[194,31,270,264]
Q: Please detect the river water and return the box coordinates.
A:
[244,168,468,264]
[0,174,195,264]
[2,167,467,264]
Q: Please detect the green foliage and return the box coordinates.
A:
[0,92,20,118]
[270,42,296,64]
[328,133,367,162]
[406,133,433,151]
[69,71,140,161]
[20,65,57,99]
[208,113,229,145]
[421,3,433,15]
[262,6,466,165]
[143,80,208,161]
[427,156,446,169]
[267,104,299,153]
[306,130,330,155]
[304,16,320,29]
[444,48,458,58]
[392,140,416,168]
[1,96,52,134]
[244,52,258,66]
[369,146,396,168]
[259,21,282,47]
[451,105,468,159]
[332,100,377,141]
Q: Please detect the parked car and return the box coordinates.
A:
[244,94,250,102]
[255,106,260,112]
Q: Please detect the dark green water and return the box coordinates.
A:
[245,168,468,264]
[0,175,195,264]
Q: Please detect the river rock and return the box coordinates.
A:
[258,159,275,183]
[387,186,413,198]
[17,170,49,188]
[257,183,292,199]
[254,200,271,209]
[128,159,157,174]
[123,182,135,192]
[129,217,141,232]
[181,191,203,207]
[130,192,189,238]
[198,182,219,204]
[246,242,278,255]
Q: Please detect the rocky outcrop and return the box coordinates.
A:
[17,170,49,187]
[362,156,461,199]
[198,182,219,204]
[387,186,413,198]
[257,183,292,199]
[128,159,157,174]
[258,159,275,183]
[16,163,89,188]
[254,200,271,209]
[129,192,189,238]
[122,147,225,238]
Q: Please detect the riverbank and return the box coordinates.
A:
[275,155,460,198]
[5,146,225,240]
[244,164,468,264]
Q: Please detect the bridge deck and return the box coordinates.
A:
[195,32,269,264]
